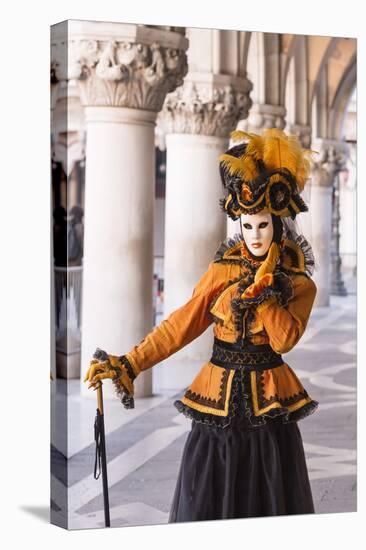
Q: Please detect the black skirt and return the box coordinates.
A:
[169,368,315,522]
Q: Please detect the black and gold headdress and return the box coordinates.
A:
[219,129,315,220]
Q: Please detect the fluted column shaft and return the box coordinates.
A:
[310,139,348,306]
[288,124,313,241]
[81,107,157,398]
[156,67,252,389]
[54,21,189,398]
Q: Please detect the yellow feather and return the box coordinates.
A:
[219,152,260,181]
[222,128,315,191]
[219,154,246,178]
[230,130,250,142]
[296,149,318,191]
[261,129,315,191]
[244,134,265,161]
[230,130,264,161]
[263,130,297,173]
[241,155,260,180]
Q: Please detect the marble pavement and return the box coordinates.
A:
[51,270,357,529]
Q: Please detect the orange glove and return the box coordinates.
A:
[84,349,138,409]
[254,242,280,283]
[241,273,274,299]
[239,271,294,310]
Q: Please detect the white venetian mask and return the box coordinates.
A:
[240,211,274,257]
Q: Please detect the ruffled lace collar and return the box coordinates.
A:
[214,233,283,269]
[214,232,314,277]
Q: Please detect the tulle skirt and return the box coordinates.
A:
[169,370,315,522]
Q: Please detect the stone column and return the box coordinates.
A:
[289,123,312,149]
[339,144,356,272]
[330,145,349,296]
[310,139,347,306]
[61,22,189,398]
[288,124,313,242]
[331,169,347,296]
[50,65,59,388]
[237,103,286,133]
[156,73,252,390]
[51,80,86,379]
[51,34,65,386]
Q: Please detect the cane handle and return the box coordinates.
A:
[96,381,104,415]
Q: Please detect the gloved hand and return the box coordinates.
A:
[84,348,138,408]
[254,241,280,283]
[239,271,294,311]
[237,241,284,310]
[241,273,274,299]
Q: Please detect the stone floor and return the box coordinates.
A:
[51,270,357,530]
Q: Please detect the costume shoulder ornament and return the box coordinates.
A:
[280,234,315,278]
[213,233,244,264]
[213,232,315,278]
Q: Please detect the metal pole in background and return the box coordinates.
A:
[331,170,347,296]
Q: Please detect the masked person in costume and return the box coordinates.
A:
[84,128,319,521]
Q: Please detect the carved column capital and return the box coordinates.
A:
[51,21,189,111]
[158,74,252,138]
[311,138,349,187]
[51,36,65,110]
[289,124,312,148]
[237,103,286,133]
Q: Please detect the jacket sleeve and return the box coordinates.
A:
[256,274,317,354]
[124,261,225,374]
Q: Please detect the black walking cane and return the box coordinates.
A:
[92,348,111,528]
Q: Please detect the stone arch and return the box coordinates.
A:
[281,35,302,105]
[329,56,357,139]
[285,54,296,127]
[285,36,308,125]
[239,31,252,77]
[241,32,286,130]
[310,37,356,140]
[245,32,284,105]
[308,36,341,108]
[311,65,328,139]
[246,31,266,104]
[262,33,282,106]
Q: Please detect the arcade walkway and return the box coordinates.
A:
[51,269,357,529]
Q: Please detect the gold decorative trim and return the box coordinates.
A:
[282,238,306,272]
[209,281,240,323]
[124,352,141,376]
[222,241,243,261]
[286,396,312,412]
[256,295,277,314]
[181,369,235,416]
[250,370,311,415]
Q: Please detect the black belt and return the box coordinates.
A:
[210,337,283,371]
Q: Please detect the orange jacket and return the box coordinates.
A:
[124,234,318,427]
